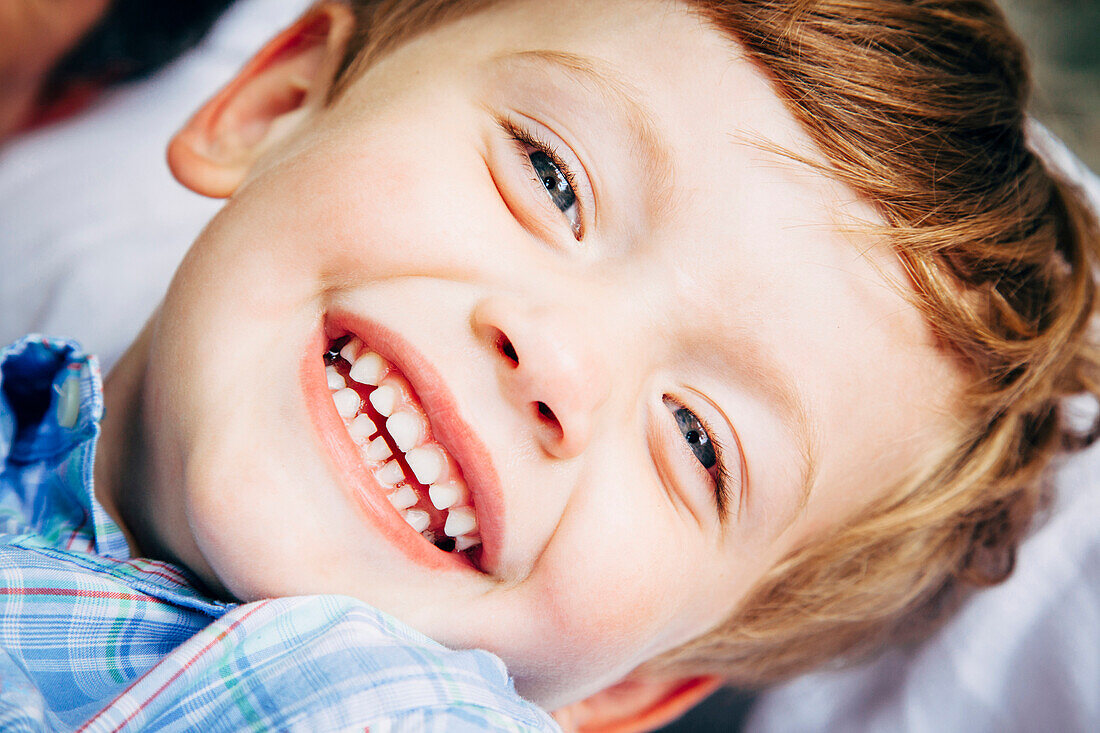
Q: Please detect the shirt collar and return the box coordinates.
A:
[1,334,129,559]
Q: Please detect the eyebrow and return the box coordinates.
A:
[730,337,820,521]
[488,49,679,224]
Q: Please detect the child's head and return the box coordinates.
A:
[96,0,1098,725]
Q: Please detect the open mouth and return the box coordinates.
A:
[323,334,482,558]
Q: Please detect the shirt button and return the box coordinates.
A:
[57,375,81,429]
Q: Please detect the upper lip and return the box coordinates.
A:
[327,311,504,575]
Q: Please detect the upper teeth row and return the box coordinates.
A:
[327,337,481,552]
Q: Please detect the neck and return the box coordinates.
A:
[94,317,232,599]
[94,321,155,559]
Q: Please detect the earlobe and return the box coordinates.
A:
[552,675,724,733]
[167,2,356,198]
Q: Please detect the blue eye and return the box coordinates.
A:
[663,396,734,518]
[501,118,584,239]
[529,149,577,216]
[670,404,718,472]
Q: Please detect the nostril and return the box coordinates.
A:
[535,402,564,444]
[497,334,519,366]
[536,401,556,424]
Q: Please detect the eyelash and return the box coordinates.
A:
[667,398,736,519]
[499,116,585,240]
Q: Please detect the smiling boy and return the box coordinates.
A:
[108,0,966,705]
[2,0,1096,730]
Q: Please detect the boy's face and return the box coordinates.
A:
[115,0,963,709]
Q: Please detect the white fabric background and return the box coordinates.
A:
[0,0,311,371]
[0,4,1096,730]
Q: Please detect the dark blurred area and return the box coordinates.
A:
[1001,0,1100,169]
[40,0,238,104]
[659,686,756,732]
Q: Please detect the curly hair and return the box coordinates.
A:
[329,0,1100,685]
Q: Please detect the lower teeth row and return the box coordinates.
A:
[326,337,481,554]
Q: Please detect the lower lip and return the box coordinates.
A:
[300,327,477,573]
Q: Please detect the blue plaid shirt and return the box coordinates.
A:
[0,336,559,732]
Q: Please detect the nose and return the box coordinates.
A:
[472,296,611,459]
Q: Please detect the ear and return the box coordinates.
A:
[167,2,356,198]
[552,675,724,733]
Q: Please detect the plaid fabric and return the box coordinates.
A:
[0,336,558,732]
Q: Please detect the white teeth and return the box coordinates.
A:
[326,366,346,391]
[406,446,444,485]
[376,459,405,487]
[331,340,467,538]
[347,414,376,441]
[454,535,481,552]
[369,385,399,417]
[340,338,361,363]
[387,486,418,511]
[386,412,423,453]
[404,509,431,533]
[365,436,392,461]
[444,506,477,537]
[428,480,466,511]
[332,388,361,419]
[349,352,386,386]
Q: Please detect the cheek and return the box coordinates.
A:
[182,433,319,598]
[541,556,669,652]
[171,345,363,601]
[280,111,502,269]
[524,471,699,670]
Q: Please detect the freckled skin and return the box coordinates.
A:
[96,0,965,711]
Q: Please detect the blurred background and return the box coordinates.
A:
[1001,0,1099,169]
